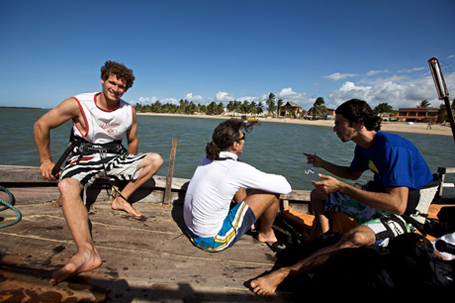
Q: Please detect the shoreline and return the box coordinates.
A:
[137,112,454,136]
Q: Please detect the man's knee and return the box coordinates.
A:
[339,225,376,248]
[58,178,80,191]
[244,190,279,217]
[310,188,327,211]
[310,188,327,203]
[58,178,83,204]
[258,191,279,208]
[145,153,163,168]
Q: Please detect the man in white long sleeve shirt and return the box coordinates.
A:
[184,119,292,252]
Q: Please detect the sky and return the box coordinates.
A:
[1,0,455,111]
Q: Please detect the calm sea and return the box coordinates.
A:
[1,107,454,192]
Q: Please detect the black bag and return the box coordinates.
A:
[386,233,455,289]
[309,233,454,292]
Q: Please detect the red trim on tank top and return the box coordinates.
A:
[94,92,120,112]
[72,97,89,137]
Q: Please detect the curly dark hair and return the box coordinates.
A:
[205,119,256,161]
[335,99,382,131]
[100,60,135,90]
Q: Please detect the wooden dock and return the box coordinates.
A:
[0,165,311,302]
[3,164,453,302]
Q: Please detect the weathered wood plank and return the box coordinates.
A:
[437,166,455,196]
[0,165,311,207]
[0,165,189,191]
[163,138,178,205]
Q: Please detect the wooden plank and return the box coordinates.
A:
[281,190,311,202]
[0,165,57,185]
[0,165,311,207]
[437,167,455,196]
[0,165,189,192]
[163,138,178,205]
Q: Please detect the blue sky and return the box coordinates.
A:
[1,0,454,111]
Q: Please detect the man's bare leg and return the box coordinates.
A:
[233,188,259,231]
[309,189,330,237]
[50,178,102,286]
[250,225,376,296]
[233,187,247,204]
[244,190,280,243]
[111,153,163,216]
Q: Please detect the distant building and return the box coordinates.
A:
[280,102,303,117]
[393,107,439,123]
[326,108,335,120]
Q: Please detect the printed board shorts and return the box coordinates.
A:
[185,201,257,252]
[60,152,148,188]
[326,191,414,247]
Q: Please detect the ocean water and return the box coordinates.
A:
[1,107,454,192]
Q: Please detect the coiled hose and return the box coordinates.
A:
[0,185,22,228]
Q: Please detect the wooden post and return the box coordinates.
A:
[437,167,455,197]
[163,138,178,205]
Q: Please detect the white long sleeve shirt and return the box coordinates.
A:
[183,151,292,237]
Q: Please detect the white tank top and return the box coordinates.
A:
[72,92,133,144]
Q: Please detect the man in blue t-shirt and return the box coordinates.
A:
[250,99,438,297]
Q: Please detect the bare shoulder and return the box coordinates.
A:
[39,97,81,127]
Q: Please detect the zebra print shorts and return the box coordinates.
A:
[60,152,148,187]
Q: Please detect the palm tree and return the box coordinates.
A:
[417,100,431,108]
[266,93,276,117]
[308,97,327,119]
[276,99,283,117]
[256,102,264,115]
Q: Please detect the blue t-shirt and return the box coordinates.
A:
[350,132,433,190]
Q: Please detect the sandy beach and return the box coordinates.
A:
[138,112,454,137]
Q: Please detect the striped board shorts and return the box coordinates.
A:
[185,201,257,252]
[60,152,147,188]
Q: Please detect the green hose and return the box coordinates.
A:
[0,185,22,228]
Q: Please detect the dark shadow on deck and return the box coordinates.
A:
[0,263,295,302]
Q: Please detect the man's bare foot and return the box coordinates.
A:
[111,197,142,217]
[250,223,257,232]
[49,249,102,286]
[256,230,278,243]
[250,269,288,297]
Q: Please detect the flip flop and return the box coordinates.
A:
[266,241,286,252]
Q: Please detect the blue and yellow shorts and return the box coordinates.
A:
[185,201,256,252]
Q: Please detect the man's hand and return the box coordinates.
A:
[40,161,58,181]
[303,153,324,168]
[310,174,342,194]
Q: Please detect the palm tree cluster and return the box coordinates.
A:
[307,97,327,119]
[225,100,264,115]
[134,99,225,115]
[134,93,323,118]
[134,98,267,116]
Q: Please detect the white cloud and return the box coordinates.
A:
[276,87,314,108]
[162,97,180,105]
[359,74,410,86]
[277,87,304,100]
[366,69,389,76]
[215,91,235,102]
[132,70,455,111]
[237,95,264,103]
[185,93,204,102]
[328,72,455,109]
[397,66,426,73]
[134,96,159,105]
[323,72,358,81]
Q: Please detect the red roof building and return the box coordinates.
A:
[393,107,439,122]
